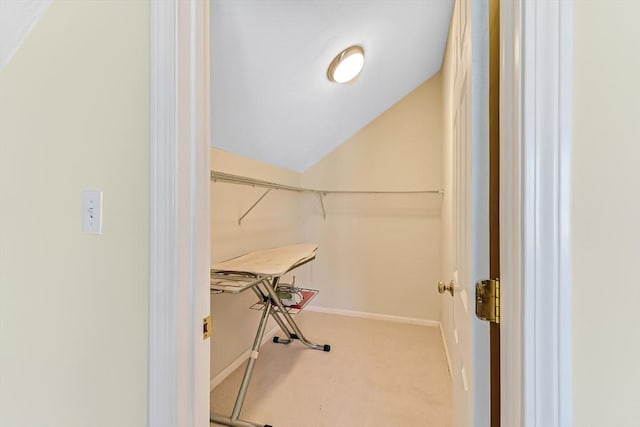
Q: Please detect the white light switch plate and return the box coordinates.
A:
[82,191,103,234]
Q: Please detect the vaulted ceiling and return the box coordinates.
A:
[211,0,454,172]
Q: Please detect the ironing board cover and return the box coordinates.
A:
[211,243,318,276]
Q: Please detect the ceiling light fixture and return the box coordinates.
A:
[327,45,365,84]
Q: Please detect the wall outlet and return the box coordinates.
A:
[82,191,103,234]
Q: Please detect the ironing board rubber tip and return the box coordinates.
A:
[323,344,331,352]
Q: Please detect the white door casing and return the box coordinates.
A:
[499,1,574,426]
[149,1,211,427]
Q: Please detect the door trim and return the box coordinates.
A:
[500,1,573,426]
[149,1,211,426]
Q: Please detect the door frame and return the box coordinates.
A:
[148,1,211,427]
[500,1,573,426]
[147,0,574,426]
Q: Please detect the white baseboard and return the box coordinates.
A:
[210,325,279,391]
[439,323,453,380]
[305,305,441,328]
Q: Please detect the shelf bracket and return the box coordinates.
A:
[318,192,326,220]
[238,188,272,225]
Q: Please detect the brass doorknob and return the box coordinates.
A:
[438,280,455,297]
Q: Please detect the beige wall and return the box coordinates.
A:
[301,75,443,320]
[572,2,640,425]
[0,2,149,427]
[210,148,307,378]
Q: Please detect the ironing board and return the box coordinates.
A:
[210,244,330,427]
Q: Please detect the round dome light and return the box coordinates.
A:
[327,45,365,84]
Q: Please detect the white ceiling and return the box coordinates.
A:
[211,0,454,172]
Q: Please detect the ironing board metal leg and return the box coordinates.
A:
[230,298,272,422]
[267,309,294,344]
[263,278,330,352]
[251,286,293,343]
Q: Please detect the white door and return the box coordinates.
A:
[441,0,491,426]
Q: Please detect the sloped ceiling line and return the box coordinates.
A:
[0,0,53,71]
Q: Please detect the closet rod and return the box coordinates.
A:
[211,170,443,195]
[211,170,306,193]
[211,170,444,224]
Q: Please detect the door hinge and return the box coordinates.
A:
[475,278,500,324]
[203,315,212,340]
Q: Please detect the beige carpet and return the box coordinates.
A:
[211,311,451,427]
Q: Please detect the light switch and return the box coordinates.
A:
[82,191,103,234]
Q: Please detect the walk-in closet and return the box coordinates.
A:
[208,1,472,426]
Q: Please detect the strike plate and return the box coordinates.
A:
[203,315,212,340]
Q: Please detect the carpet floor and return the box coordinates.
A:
[211,311,452,427]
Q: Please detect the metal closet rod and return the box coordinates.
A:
[211,170,444,224]
[211,170,443,195]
